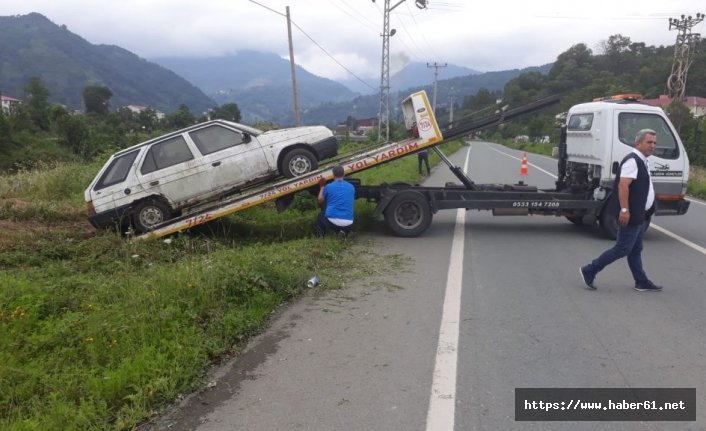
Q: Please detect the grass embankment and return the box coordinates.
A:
[0,140,464,430]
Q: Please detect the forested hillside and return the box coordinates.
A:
[456,35,706,166]
[0,13,215,113]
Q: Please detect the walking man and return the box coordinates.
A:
[317,164,355,237]
[580,129,662,292]
[418,149,430,175]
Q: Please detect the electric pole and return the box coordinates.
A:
[286,6,301,126]
[666,13,704,101]
[375,0,428,143]
[426,62,447,112]
[448,95,455,126]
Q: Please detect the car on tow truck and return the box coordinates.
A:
[85,120,337,233]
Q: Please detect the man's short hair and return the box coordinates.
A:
[635,128,657,143]
[332,165,345,178]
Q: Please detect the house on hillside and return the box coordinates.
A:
[353,117,378,135]
[122,104,165,120]
[1,94,21,113]
[641,95,706,118]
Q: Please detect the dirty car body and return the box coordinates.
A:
[84,119,337,232]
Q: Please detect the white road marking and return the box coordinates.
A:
[484,142,706,256]
[687,196,706,207]
[425,147,471,431]
[650,224,706,256]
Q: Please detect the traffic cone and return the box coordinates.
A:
[520,153,529,176]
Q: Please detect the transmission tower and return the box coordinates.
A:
[666,13,704,101]
[375,0,428,143]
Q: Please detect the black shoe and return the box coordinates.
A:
[634,281,663,292]
[580,265,596,290]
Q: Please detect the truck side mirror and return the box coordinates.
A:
[242,133,251,143]
[611,161,619,175]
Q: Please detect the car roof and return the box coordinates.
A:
[111,119,263,158]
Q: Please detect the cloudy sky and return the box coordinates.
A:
[1,0,704,84]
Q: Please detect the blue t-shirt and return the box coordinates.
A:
[323,180,355,221]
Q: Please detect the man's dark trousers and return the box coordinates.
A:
[584,220,649,284]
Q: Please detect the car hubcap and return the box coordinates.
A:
[289,156,312,176]
[140,206,164,227]
[394,202,422,229]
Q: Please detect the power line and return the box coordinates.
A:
[247,0,376,92]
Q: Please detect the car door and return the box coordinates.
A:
[186,123,270,193]
[135,134,209,208]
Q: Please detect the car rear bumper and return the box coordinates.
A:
[88,203,132,229]
[312,136,338,160]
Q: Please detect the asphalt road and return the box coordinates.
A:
[145,142,706,431]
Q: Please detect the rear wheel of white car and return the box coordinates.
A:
[282,148,318,178]
[133,199,172,233]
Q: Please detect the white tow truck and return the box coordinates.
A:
[127,91,689,240]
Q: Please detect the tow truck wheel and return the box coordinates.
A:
[565,215,584,225]
[599,210,618,240]
[133,199,172,233]
[383,191,432,237]
[282,148,318,178]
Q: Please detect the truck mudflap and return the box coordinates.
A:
[655,198,690,216]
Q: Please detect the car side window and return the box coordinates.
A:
[95,150,139,190]
[189,125,245,155]
[141,135,194,174]
[618,113,679,159]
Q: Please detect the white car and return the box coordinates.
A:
[85,120,337,232]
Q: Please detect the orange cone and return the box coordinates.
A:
[520,153,529,176]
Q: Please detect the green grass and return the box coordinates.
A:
[687,165,706,200]
[0,141,464,430]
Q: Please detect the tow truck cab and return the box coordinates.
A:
[563,95,690,216]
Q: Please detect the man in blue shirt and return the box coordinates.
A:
[317,164,355,237]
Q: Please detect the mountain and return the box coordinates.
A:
[0,13,215,114]
[303,64,553,126]
[390,62,480,93]
[151,51,357,124]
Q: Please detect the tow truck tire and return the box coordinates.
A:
[383,191,432,237]
[282,148,318,178]
[599,210,618,240]
[565,215,584,225]
[133,199,172,233]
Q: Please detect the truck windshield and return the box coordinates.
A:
[618,112,679,159]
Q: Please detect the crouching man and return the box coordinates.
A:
[317,164,354,237]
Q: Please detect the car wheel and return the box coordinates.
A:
[282,148,318,178]
[132,199,172,233]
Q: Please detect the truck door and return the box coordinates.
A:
[186,123,269,194]
[613,109,688,208]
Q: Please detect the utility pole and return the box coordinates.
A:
[666,13,704,101]
[286,6,301,126]
[375,0,428,143]
[426,62,447,112]
[448,94,455,126]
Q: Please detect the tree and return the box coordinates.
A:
[210,103,241,122]
[56,114,92,158]
[164,104,196,128]
[83,85,113,115]
[23,76,51,131]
